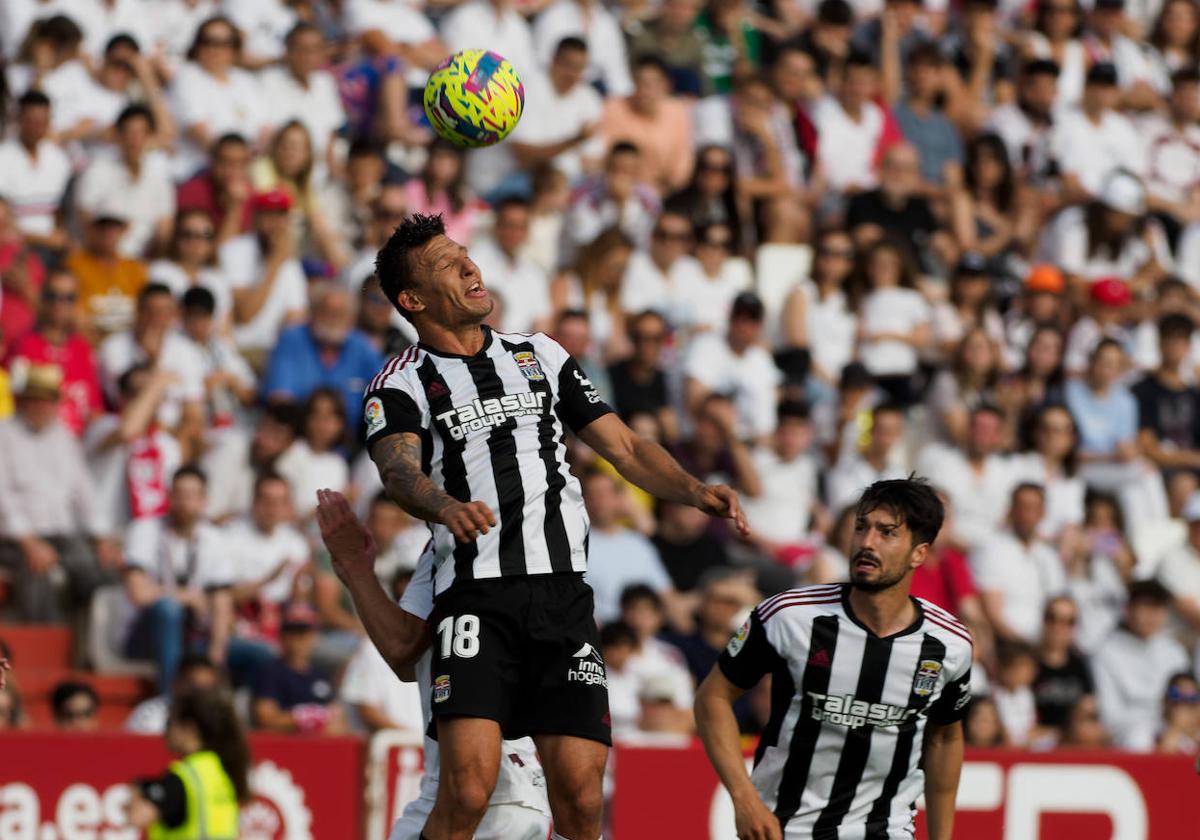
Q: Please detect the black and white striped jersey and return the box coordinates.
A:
[719,583,973,840]
[363,327,613,596]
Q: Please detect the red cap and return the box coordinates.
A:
[1090,277,1132,308]
[252,189,294,213]
[281,601,318,630]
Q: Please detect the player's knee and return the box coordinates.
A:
[550,780,603,825]
[438,773,492,818]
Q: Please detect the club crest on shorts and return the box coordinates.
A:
[433,675,451,703]
[512,351,545,381]
[365,396,386,436]
[727,617,751,657]
[913,659,942,696]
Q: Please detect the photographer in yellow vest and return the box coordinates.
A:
[126,687,249,839]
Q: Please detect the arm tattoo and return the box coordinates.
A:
[371,433,455,523]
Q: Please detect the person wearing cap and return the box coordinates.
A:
[0,363,119,622]
[218,187,308,363]
[1002,263,1066,368]
[683,291,782,442]
[64,201,149,337]
[1039,169,1170,288]
[1050,62,1146,205]
[1092,580,1188,751]
[1063,275,1136,374]
[251,600,347,734]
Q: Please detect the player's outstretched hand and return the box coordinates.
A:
[316,489,378,581]
[439,500,498,544]
[695,484,750,536]
[733,791,782,840]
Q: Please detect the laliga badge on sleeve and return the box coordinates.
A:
[727,617,751,657]
[365,396,387,437]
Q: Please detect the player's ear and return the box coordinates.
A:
[908,542,931,571]
[397,289,424,318]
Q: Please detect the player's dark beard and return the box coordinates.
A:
[849,550,907,593]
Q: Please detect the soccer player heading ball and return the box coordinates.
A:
[352,212,747,840]
[696,477,972,840]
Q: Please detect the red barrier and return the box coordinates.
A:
[0,731,364,840]
[611,742,1200,839]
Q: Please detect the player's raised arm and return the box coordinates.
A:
[577,413,749,535]
[922,720,965,840]
[316,489,429,674]
[368,431,496,543]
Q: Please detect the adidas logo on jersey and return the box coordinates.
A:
[568,643,607,687]
[434,391,550,441]
[807,691,920,729]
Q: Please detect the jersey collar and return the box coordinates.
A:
[839,584,927,640]
[417,325,493,360]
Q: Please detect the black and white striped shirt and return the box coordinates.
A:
[363,327,612,596]
[719,584,973,840]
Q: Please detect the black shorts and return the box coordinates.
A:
[428,572,612,746]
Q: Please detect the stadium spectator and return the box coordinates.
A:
[1013,403,1085,544]
[180,287,257,428]
[51,681,99,732]
[972,482,1065,643]
[600,55,694,195]
[1142,69,1200,251]
[991,640,1042,747]
[652,499,733,595]
[1093,580,1189,751]
[125,655,223,735]
[986,58,1060,186]
[260,22,347,167]
[1133,314,1200,512]
[619,585,695,723]
[275,387,351,518]
[911,491,988,636]
[404,140,480,246]
[854,237,932,406]
[626,0,709,95]
[608,311,676,436]
[887,44,964,193]
[1063,277,1137,375]
[564,143,661,256]
[1155,673,1200,754]
[533,0,633,96]
[620,210,707,330]
[780,229,857,387]
[1033,596,1095,734]
[0,363,117,621]
[360,493,430,587]
[927,325,1004,447]
[808,52,894,197]
[252,601,347,734]
[964,695,1008,747]
[1059,694,1112,749]
[1065,491,1134,652]
[75,105,176,260]
[552,308,614,401]
[176,134,254,245]
[0,197,45,353]
[122,466,234,693]
[150,210,232,329]
[741,401,821,558]
[66,206,151,342]
[467,197,552,334]
[664,145,744,253]
[0,91,70,255]
[1155,494,1200,633]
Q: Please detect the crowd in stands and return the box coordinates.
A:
[1,0,1200,758]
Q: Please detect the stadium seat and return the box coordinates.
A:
[1,625,73,669]
[87,585,156,678]
[754,243,812,345]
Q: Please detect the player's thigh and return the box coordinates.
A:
[430,580,524,727]
[533,732,608,799]
[387,795,434,840]
[435,716,504,807]
[474,803,553,840]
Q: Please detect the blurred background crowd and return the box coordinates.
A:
[2,0,1200,760]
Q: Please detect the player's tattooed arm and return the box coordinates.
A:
[370,432,497,543]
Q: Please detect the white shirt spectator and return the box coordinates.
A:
[1066,554,1127,654]
[223,517,310,604]
[7,60,108,136]
[680,263,753,336]
[1050,108,1146,198]
[1157,542,1200,608]
[971,530,1067,642]
[169,62,266,179]
[627,639,694,710]
[340,638,426,733]
[75,0,155,59]
[740,447,817,544]
[1139,112,1200,208]
[825,456,908,514]
[808,94,886,193]
[150,261,234,324]
[224,0,296,63]
[585,528,673,624]
[85,417,182,534]
[917,443,1017,549]
[508,70,604,184]
[1026,34,1087,108]
[1086,33,1163,93]
[858,287,931,377]
[563,177,660,256]
[1038,206,1170,282]
[0,137,70,237]
[986,103,1056,177]
[1093,625,1188,751]
[1010,453,1086,541]
[218,234,309,352]
[693,98,807,190]
[259,65,347,159]
[345,0,439,87]
[275,440,349,517]
[533,0,633,97]
[440,0,538,84]
[145,0,219,67]
[683,333,782,441]
[97,330,206,429]
[468,237,551,333]
[75,149,176,258]
[993,685,1037,746]
[619,251,708,330]
[0,416,105,539]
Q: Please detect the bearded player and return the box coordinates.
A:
[696,477,972,840]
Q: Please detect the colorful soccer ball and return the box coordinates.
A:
[423,50,525,148]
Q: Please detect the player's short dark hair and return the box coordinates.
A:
[17,90,51,110]
[253,469,288,497]
[599,621,638,649]
[1159,312,1195,341]
[105,32,141,55]
[375,212,447,322]
[777,400,810,423]
[181,285,217,315]
[285,20,320,45]
[52,681,98,718]
[173,463,208,488]
[1127,579,1172,606]
[633,54,671,78]
[855,476,944,548]
[817,0,855,25]
[116,103,155,132]
[554,36,588,59]
[620,584,664,612]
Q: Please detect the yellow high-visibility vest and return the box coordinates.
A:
[148,750,239,840]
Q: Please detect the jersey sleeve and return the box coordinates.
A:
[717,608,782,690]
[554,354,614,434]
[927,657,972,725]
[363,381,425,449]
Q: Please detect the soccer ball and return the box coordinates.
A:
[423,50,525,148]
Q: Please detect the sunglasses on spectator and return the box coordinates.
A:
[43,290,77,303]
[819,247,855,259]
[199,35,236,48]
[57,705,97,721]
[178,227,215,240]
[1044,612,1076,625]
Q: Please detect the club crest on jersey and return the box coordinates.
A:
[512,351,545,381]
[727,618,751,657]
[913,659,942,696]
[365,397,386,437]
[433,675,451,703]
